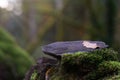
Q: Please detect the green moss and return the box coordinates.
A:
[84,61,120,80]
[50,48,120,80]
[62,52,103,74]
[30,70,38,80]
[104,74,120,80]
[98,61,120,74]
[92,48,119,61]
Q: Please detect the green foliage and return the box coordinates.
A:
[0,28,34,79]
[0,28,15,44]
[0,43,34,76]
[51,48,120,80]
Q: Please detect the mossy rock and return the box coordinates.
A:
[0,28,34,79]
[27,45,120,80]
[50,48,120,80]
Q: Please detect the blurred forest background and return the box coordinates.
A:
[0,0,120,79]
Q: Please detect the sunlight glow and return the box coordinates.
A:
[0,0,22,15]
[0,0,14,11]
[0,0,9,8]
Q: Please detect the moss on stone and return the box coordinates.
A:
[84,61,120,80]
[92,48,119,61]
[50,48,120,80]
[27,44,120,80]
[61,52,103,74]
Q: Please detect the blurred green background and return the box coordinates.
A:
[0,0,120,79]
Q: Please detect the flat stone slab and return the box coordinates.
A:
[42,41,108,58]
